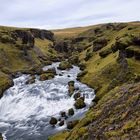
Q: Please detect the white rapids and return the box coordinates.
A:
[0,62,95,140]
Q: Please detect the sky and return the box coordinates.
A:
[0,0,140,29]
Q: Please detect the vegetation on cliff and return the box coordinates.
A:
[49,22,140,139]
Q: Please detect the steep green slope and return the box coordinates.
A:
[50,22,140,139]
[0,26,60,97]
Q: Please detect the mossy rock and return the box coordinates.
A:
[59,120,65,126]
[60,111,67,118]
[67,120,79,129]
[39,73,55,81]
[44,68,56,75]
[26,76,35,84]
[93,37,108,52]
[68,81,75,86]
[58,61,73,70]
[73,92,81,100]
[0,34,15,44]
[68,108,74,116]
[84,50,93,61]
[99,48,112,58]
[74,98,86,109]
[68,81,75,96]
[126,45,140,60]
[112,36,132,52]
[49,117,58,126]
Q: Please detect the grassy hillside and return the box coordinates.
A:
[0,22,140,139]
[0,26,60,97]
[50,22,140,139]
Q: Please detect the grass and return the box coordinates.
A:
[48,131,69,140]
[49,22,140,140]
[0,26,57,97]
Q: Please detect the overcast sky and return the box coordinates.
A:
[0,0,139,29]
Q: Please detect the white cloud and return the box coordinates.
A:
[0,0,139,29]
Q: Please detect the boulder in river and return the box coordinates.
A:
[73,92,81,100]
[39,73,55,81]
[74,98,86,109]
[58,61,73,70]
[39,67,56,81]
[59,120,64,126]
[68,108,74,116]
[60,111,67,118]
[68,81,75,96]
[26,76,35,84]
[49,117,58,126]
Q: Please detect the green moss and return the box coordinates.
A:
[105,130,122,138]
[67,120,79,129]
[58,61,73,70]
[39,73,55,81]
[74,98,86,109]
[48,131,69,140]
[122,121,136,132]
[99,48,112,58]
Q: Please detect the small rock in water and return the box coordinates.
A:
[74,98,86,109]
[59,120,64,126]
[60,111,67,117]
[68,108,74,116]
[25,76,35,84]
[49,117,58,126]
[68,81,75,96]
[73,92,81,100]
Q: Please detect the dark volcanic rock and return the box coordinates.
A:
[49,117,57,126]
[93,38,108,52]
[74,98,86,109]
[30,29,54,41]
[53,41,69,53]
[59,120,65,126]
[68,108,75,116]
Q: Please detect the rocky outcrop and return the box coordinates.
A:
[93,38,108,52]
[53,41,69,53]
[30,29,54,41]
[71,37,87,44]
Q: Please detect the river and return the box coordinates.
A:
[0,62,95,140]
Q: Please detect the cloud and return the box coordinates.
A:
[0,0,139,29]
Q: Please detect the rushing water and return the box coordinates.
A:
[0,62,95,140]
